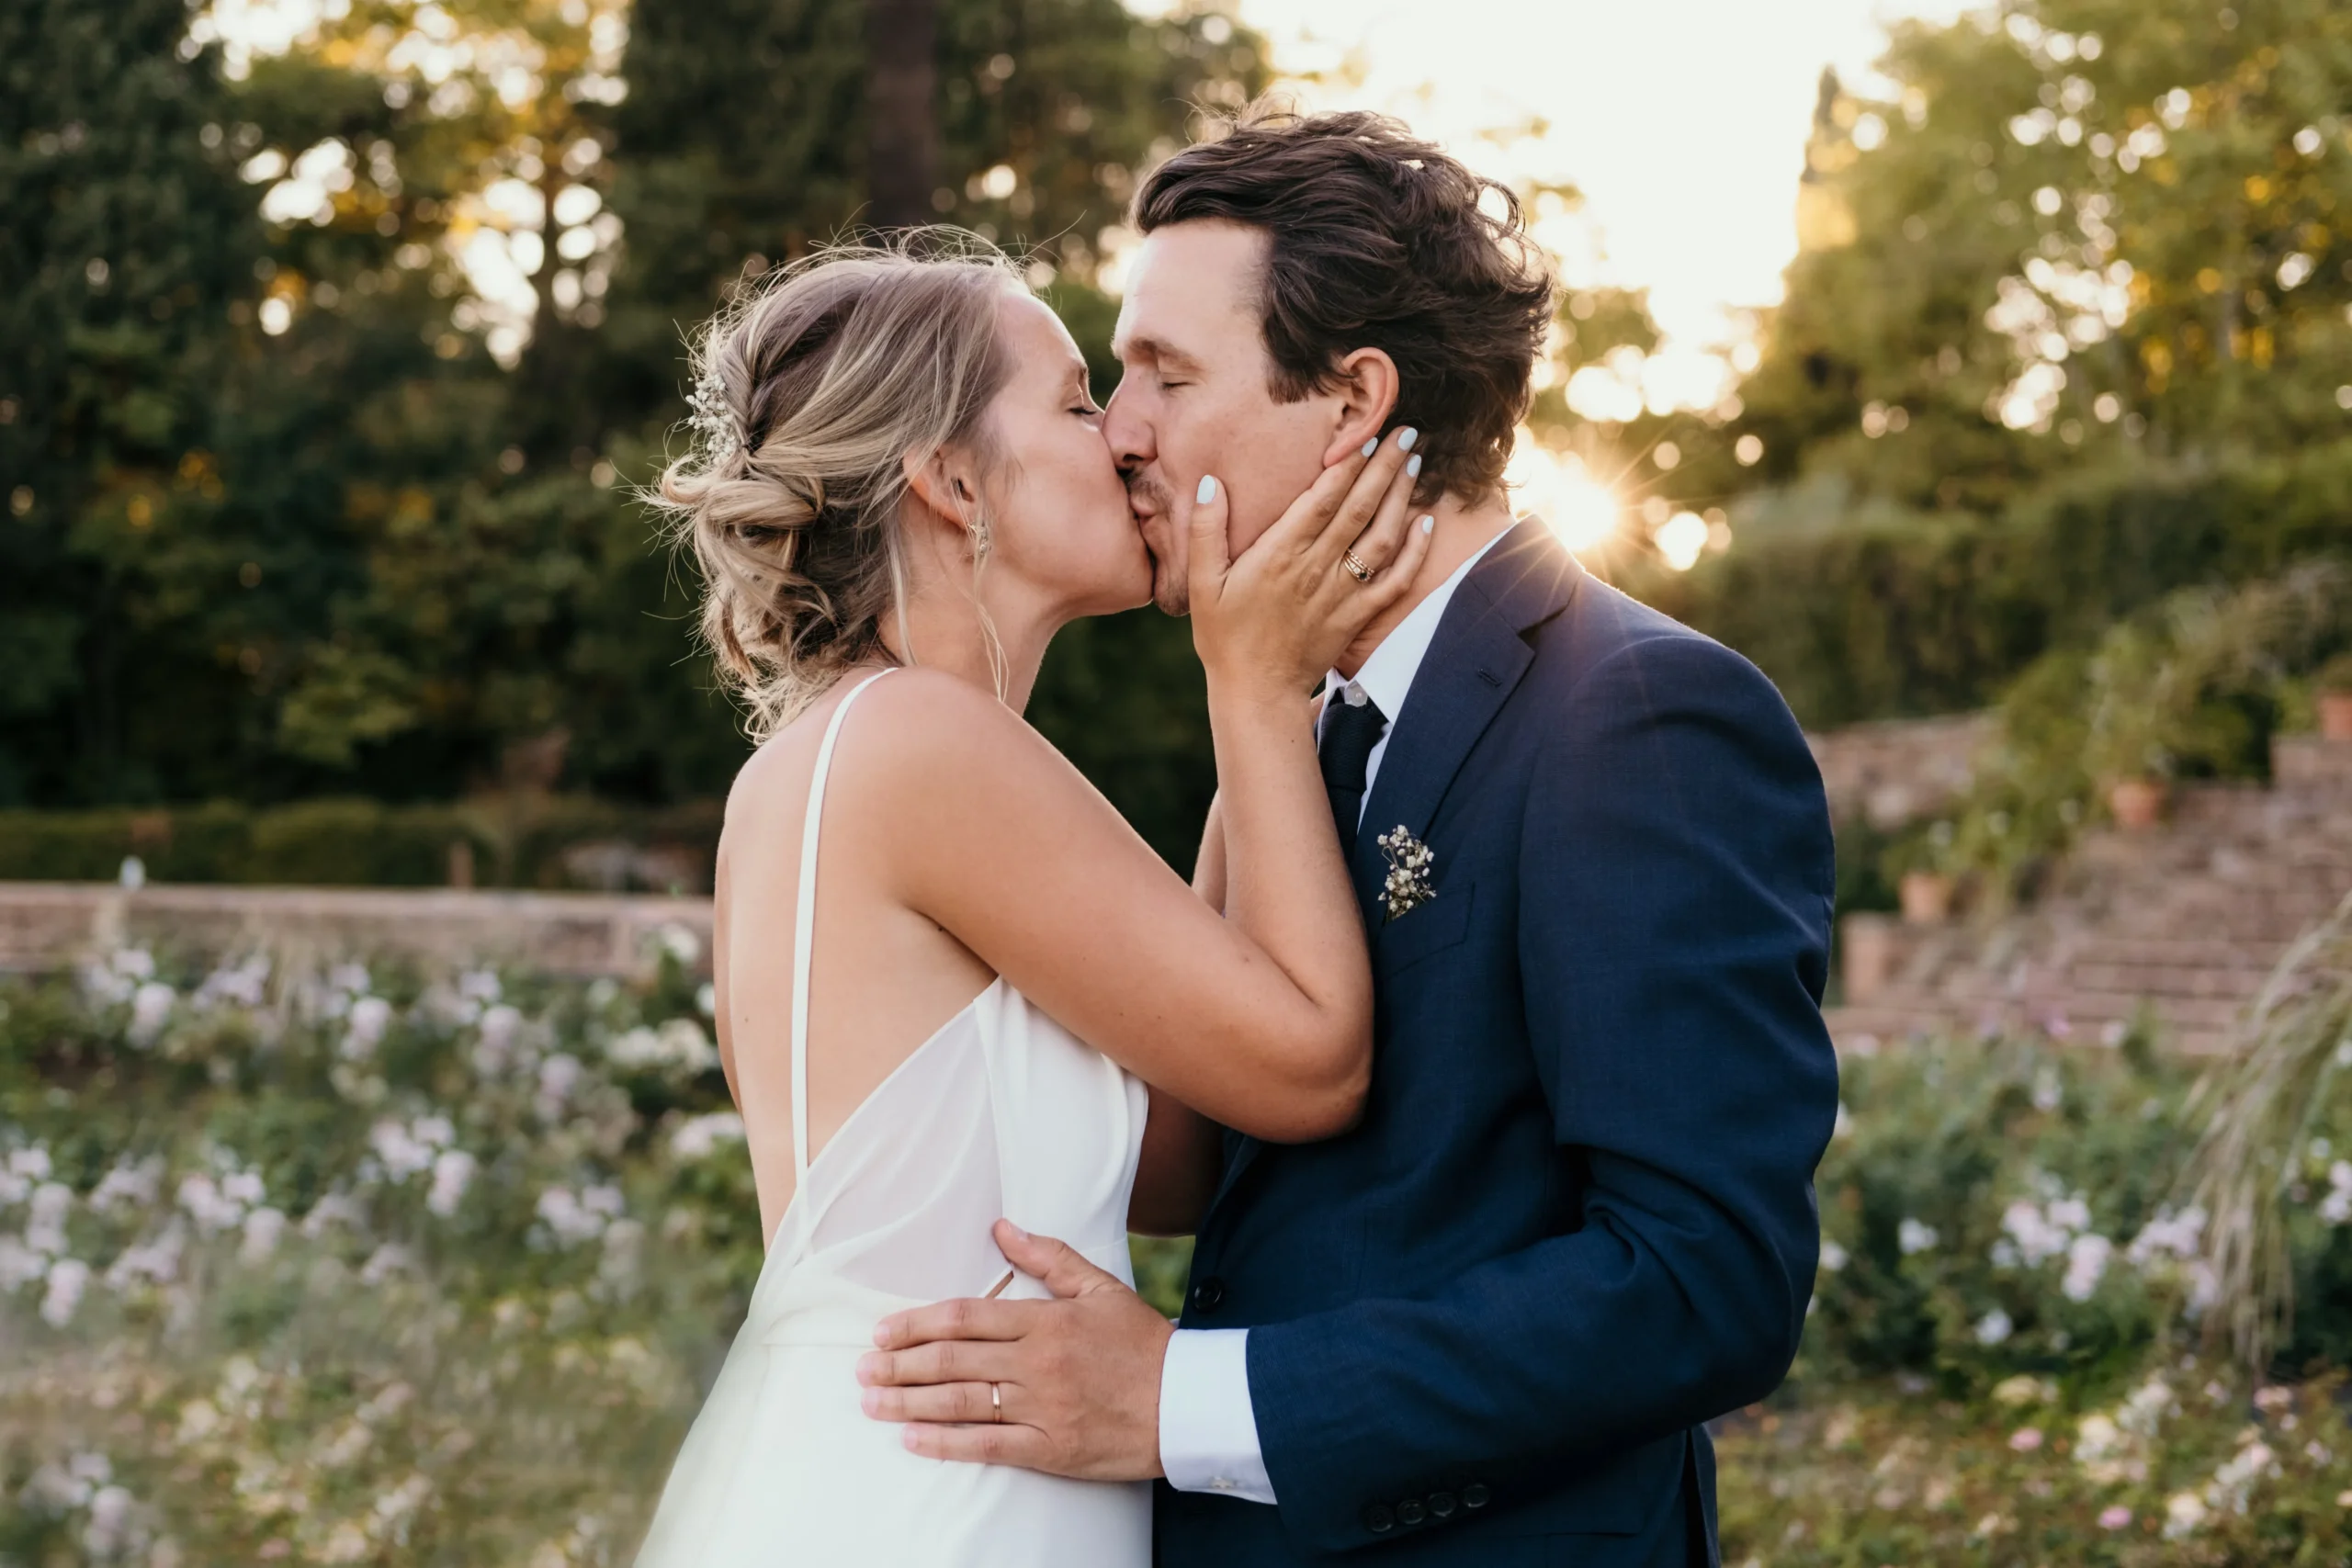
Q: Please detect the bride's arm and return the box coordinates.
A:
[859,435,1427,1143]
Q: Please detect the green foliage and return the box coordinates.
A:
[0,796,726,892]
[0,0,1260,870]
[0,935,1206,1556]
[1718,1368,2352,1566]
[1633,444,2352,729]
[1725,0,2352,512]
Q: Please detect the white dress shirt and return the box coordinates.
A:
[1158,524,1512,1505]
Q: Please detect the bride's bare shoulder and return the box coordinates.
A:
[722,669,1056,838]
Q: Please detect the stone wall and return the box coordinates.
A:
[1806,713,1996,829]
[0,882,714,980]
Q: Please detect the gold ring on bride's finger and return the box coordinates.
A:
[989,1382,1003,1423]
[1341,548,1374,583]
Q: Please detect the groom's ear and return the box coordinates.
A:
[1317,347,1403,469]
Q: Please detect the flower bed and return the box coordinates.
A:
[5,944,2349,1561]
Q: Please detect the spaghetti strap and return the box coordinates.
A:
[791,668,896,1188]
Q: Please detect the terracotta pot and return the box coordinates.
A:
[1898,870,1954,926]
[2320,690,2352,744]
[1840,914,1896,1004]
[2107,776,2168,830]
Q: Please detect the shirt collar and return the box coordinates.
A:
[1326,524,1512,720]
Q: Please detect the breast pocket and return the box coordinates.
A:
[1375,877,1475,976]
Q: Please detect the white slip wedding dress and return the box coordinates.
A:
[630,669,1154,1567]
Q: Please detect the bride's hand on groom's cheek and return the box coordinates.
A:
[855,1218,1174,1482]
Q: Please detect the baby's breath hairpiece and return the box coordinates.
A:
[685,360,746,468]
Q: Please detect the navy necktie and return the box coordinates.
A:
[1317,688,1389,844]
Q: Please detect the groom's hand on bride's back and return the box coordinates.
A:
[855,1219,1172,1482]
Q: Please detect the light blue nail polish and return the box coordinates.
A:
[1196,475,1217,504]
[1398,428,1419,451]
[1407,454,1423,478]
[1362,437,1379,458]
[1420,515,1434,534]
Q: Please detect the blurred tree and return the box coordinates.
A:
[0,0,266,806]
[1724,0,2352,516]
[2,0,1265,868]
[867,0,941,226]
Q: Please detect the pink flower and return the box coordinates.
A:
[2098,1506,2132,1530]
[2009,1427,2045,1452]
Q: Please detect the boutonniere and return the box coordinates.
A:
[1374,826,1436,922]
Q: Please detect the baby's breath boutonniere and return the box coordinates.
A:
[1374,826,1436,922]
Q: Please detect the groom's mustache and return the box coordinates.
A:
[1124,470,1174,526]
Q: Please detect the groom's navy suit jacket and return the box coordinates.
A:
[1155,521,1839,1567]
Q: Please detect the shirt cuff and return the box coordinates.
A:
[1158,1327,1277,1505]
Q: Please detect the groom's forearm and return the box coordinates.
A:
[1244,1151,1815,1552]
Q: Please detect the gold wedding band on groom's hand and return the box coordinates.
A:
[1341,548,1374,583]
[989,1382,1003,1423]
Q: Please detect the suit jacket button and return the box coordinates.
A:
[1428,1491,1457,1518]
[1189,1277,1227,1314]
[1361,1503,1395,1534]
[1396,1498,1428,1527]
[1462,1483,1490,1510]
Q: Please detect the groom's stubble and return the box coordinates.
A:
[1124,468,1192,617]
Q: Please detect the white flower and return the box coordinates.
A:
[40,1258,91,1326]
[0,1235,46,1290]
[27,1181,73,1253]
[10,1145,55,1182]
[537,1052,583,1121]
[299,1190,368,1238]
[2063,1233,2113,1301]
[341,995,394,1060]
[195,954,271,1010]
[458,968,503,1004]
[111,948,156,982]
[89,1156,164,1214]
[127,981,176,1045]
[426,1150,476,1217]
[368,1118,437,1181]
[1974,1308,2014,1346]
[176,1174,245,1235]
[357,1243,413,1285]
[2127,1205,2206,1263]
[2000,1199,2073,1267]
[104,1221,186,1290]
[535,1185,607,1246]
[671,1111,745,1162]
[475,1003,525,1075]
[657,922,701,965]
[241,1206,287,1262]
[605,1019,717,1077]
[1897,1217,1939,1256]
[2161,1490,2207,1538]
[2120,1376,2177,1437]
[1817,1239,1848,1273]
[695,980,717,1019]
[84,1483,135,1556]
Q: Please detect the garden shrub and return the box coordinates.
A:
[1629,444,2352,729]
[0,797,724,892]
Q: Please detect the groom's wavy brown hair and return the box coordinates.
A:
[1132,102,1556,509]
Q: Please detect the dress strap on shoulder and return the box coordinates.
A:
[792,668,896,1188]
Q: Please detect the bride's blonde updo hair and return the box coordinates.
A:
[653,230,1026,739]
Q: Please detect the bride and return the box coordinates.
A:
[628,232,1428,1566]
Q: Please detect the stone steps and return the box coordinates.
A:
[1828,734,2352,1055]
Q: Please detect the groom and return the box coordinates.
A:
[858,105,1839,1565]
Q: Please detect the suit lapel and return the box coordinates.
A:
[1349,520,1582,919]
[1206,521,1584,1221]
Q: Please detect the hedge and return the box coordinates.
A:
[1628,442,2352,729]
[0,795,724,892]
